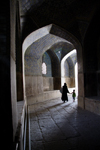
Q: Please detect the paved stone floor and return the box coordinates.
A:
[28,95,100,150]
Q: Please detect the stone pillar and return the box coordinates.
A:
[78,73,85,108]
[77,47,85,109]
[0,1,18,149]
[16,0,24,101]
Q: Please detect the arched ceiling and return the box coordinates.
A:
[24,24,77,76]
[23,24,79,55]
[24,24,76,68]
[23,23,83,75]
[20,0,99,43]
[25,34,73,58]
[50,42,74,61]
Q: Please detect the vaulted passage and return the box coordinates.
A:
[1,1,100,150]
[23,24,82,105]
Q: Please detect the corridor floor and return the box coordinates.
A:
[28,95,100,150]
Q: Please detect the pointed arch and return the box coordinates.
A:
[22,24,83,107]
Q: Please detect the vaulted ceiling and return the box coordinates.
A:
[21,0,100,77]
[20,0,99,43]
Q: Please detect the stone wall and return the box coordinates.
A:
[25,75,75,105]
[43,77,53,91]
[25,75,43,96]
[85,97,100,115]
[17,101,27,150]
[25,75,61,96]
[0,1,19,149]
[25,75,75,96]
[27,90,61,105]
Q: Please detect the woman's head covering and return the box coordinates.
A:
[64,83,67,86]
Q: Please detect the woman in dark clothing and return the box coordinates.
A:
[61,83,69,102]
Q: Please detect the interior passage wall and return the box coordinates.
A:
[25,75,43,96]
[25,75,61,104]
[25,75,61,96]
[0,1,18,149]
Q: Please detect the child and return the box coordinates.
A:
[72,90,76,102]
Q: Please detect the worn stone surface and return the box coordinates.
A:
[27,90,61,105]
[85,97,100,115]
[28,95,100,150]
[43,77,54,91]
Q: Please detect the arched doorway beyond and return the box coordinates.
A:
[22,24,84,108]
[61,49,78,97]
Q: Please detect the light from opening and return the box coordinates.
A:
[42,62,47,74]
[61,49,78,96]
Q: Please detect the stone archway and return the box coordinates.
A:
[22,24,84,108]
[61,49,78,95]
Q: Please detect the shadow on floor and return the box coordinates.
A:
[28,97,100,150]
